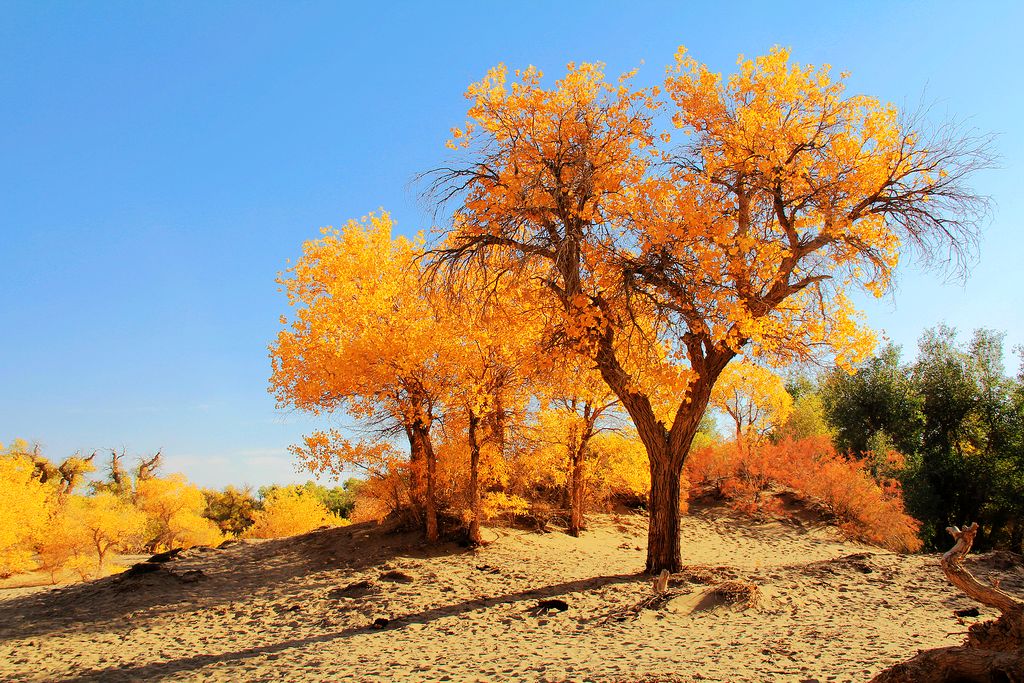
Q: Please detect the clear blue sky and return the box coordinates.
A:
[2,1,1021,489]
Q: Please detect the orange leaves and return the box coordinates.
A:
[687,436,922,552]
[435,46,949,435]
[290,430,403,481]
[270,212,451,425]
[449,59,658,241]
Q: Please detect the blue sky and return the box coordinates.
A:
[2,1,1021,489]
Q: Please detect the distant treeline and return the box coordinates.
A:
[0,445,359,581]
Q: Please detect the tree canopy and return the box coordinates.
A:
[427,46,990,571]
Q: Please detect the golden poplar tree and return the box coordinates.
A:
[710,360,793,449]
[271,212,455,541]
[429,48,989,571]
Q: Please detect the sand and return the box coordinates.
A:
[1,505,1021,682]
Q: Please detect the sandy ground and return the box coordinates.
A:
[1,505,1022,683]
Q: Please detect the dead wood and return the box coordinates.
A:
[871,522,1024,683]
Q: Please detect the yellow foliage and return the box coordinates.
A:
[710,360,794,447]
[76,493,146,575]
[0,452,53,577]
[437,46,976,473]
[36,507,89,582]
[593,432,650,501]
[135,474,222,550]
[245,488,346,539]
[37,493,147,581]
[480,492,530,520]
[778,392,832,442]
[270,212,449,427]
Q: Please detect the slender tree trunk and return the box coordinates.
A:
[468,410,482,545]
[568,440,587,537]
[94,534,106,576]
[404,425,425,524]
[419,424,439,542]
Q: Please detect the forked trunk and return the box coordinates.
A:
[467,410,482,545]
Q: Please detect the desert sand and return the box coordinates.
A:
[2,503,1021,682]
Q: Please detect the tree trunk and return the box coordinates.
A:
[568,441,587,537]
[646,453,684,573]
[468,410,482,545]
[407,420,439,542]
[404,425,425,524]
[942,523,1022,616]
[420,424,439,543]
[94,533,107,576]
[871,647,1024,683]
[593,325,729,574]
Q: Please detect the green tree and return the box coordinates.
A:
[203,485,259,536]
[821,344,923,458]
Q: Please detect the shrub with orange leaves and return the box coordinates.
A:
[687,435,922,552]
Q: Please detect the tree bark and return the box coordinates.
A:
[871,647,1024,683]
[420,424,439,543]
[567,440,587,537]
[407,420,439,542]
[404,425,425,523]
[467,410,482,545]
[942,523,1023,616]
[646,453,684,573]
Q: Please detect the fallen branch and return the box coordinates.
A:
[871,522,1024,683]
[942,523,1022,616]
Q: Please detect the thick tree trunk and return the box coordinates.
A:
[646,453,684,572]
[872,648,1024,683]
[592,316,730,574]
[407,420,439,542]
[467,410,482,545]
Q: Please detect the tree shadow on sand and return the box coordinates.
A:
[0,519,472,641]
[56,572,641,682]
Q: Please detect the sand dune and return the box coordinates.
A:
[2,505,1022,682]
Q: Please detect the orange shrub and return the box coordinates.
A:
[686,435,922,552]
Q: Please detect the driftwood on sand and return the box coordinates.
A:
[872,522,1024,683]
